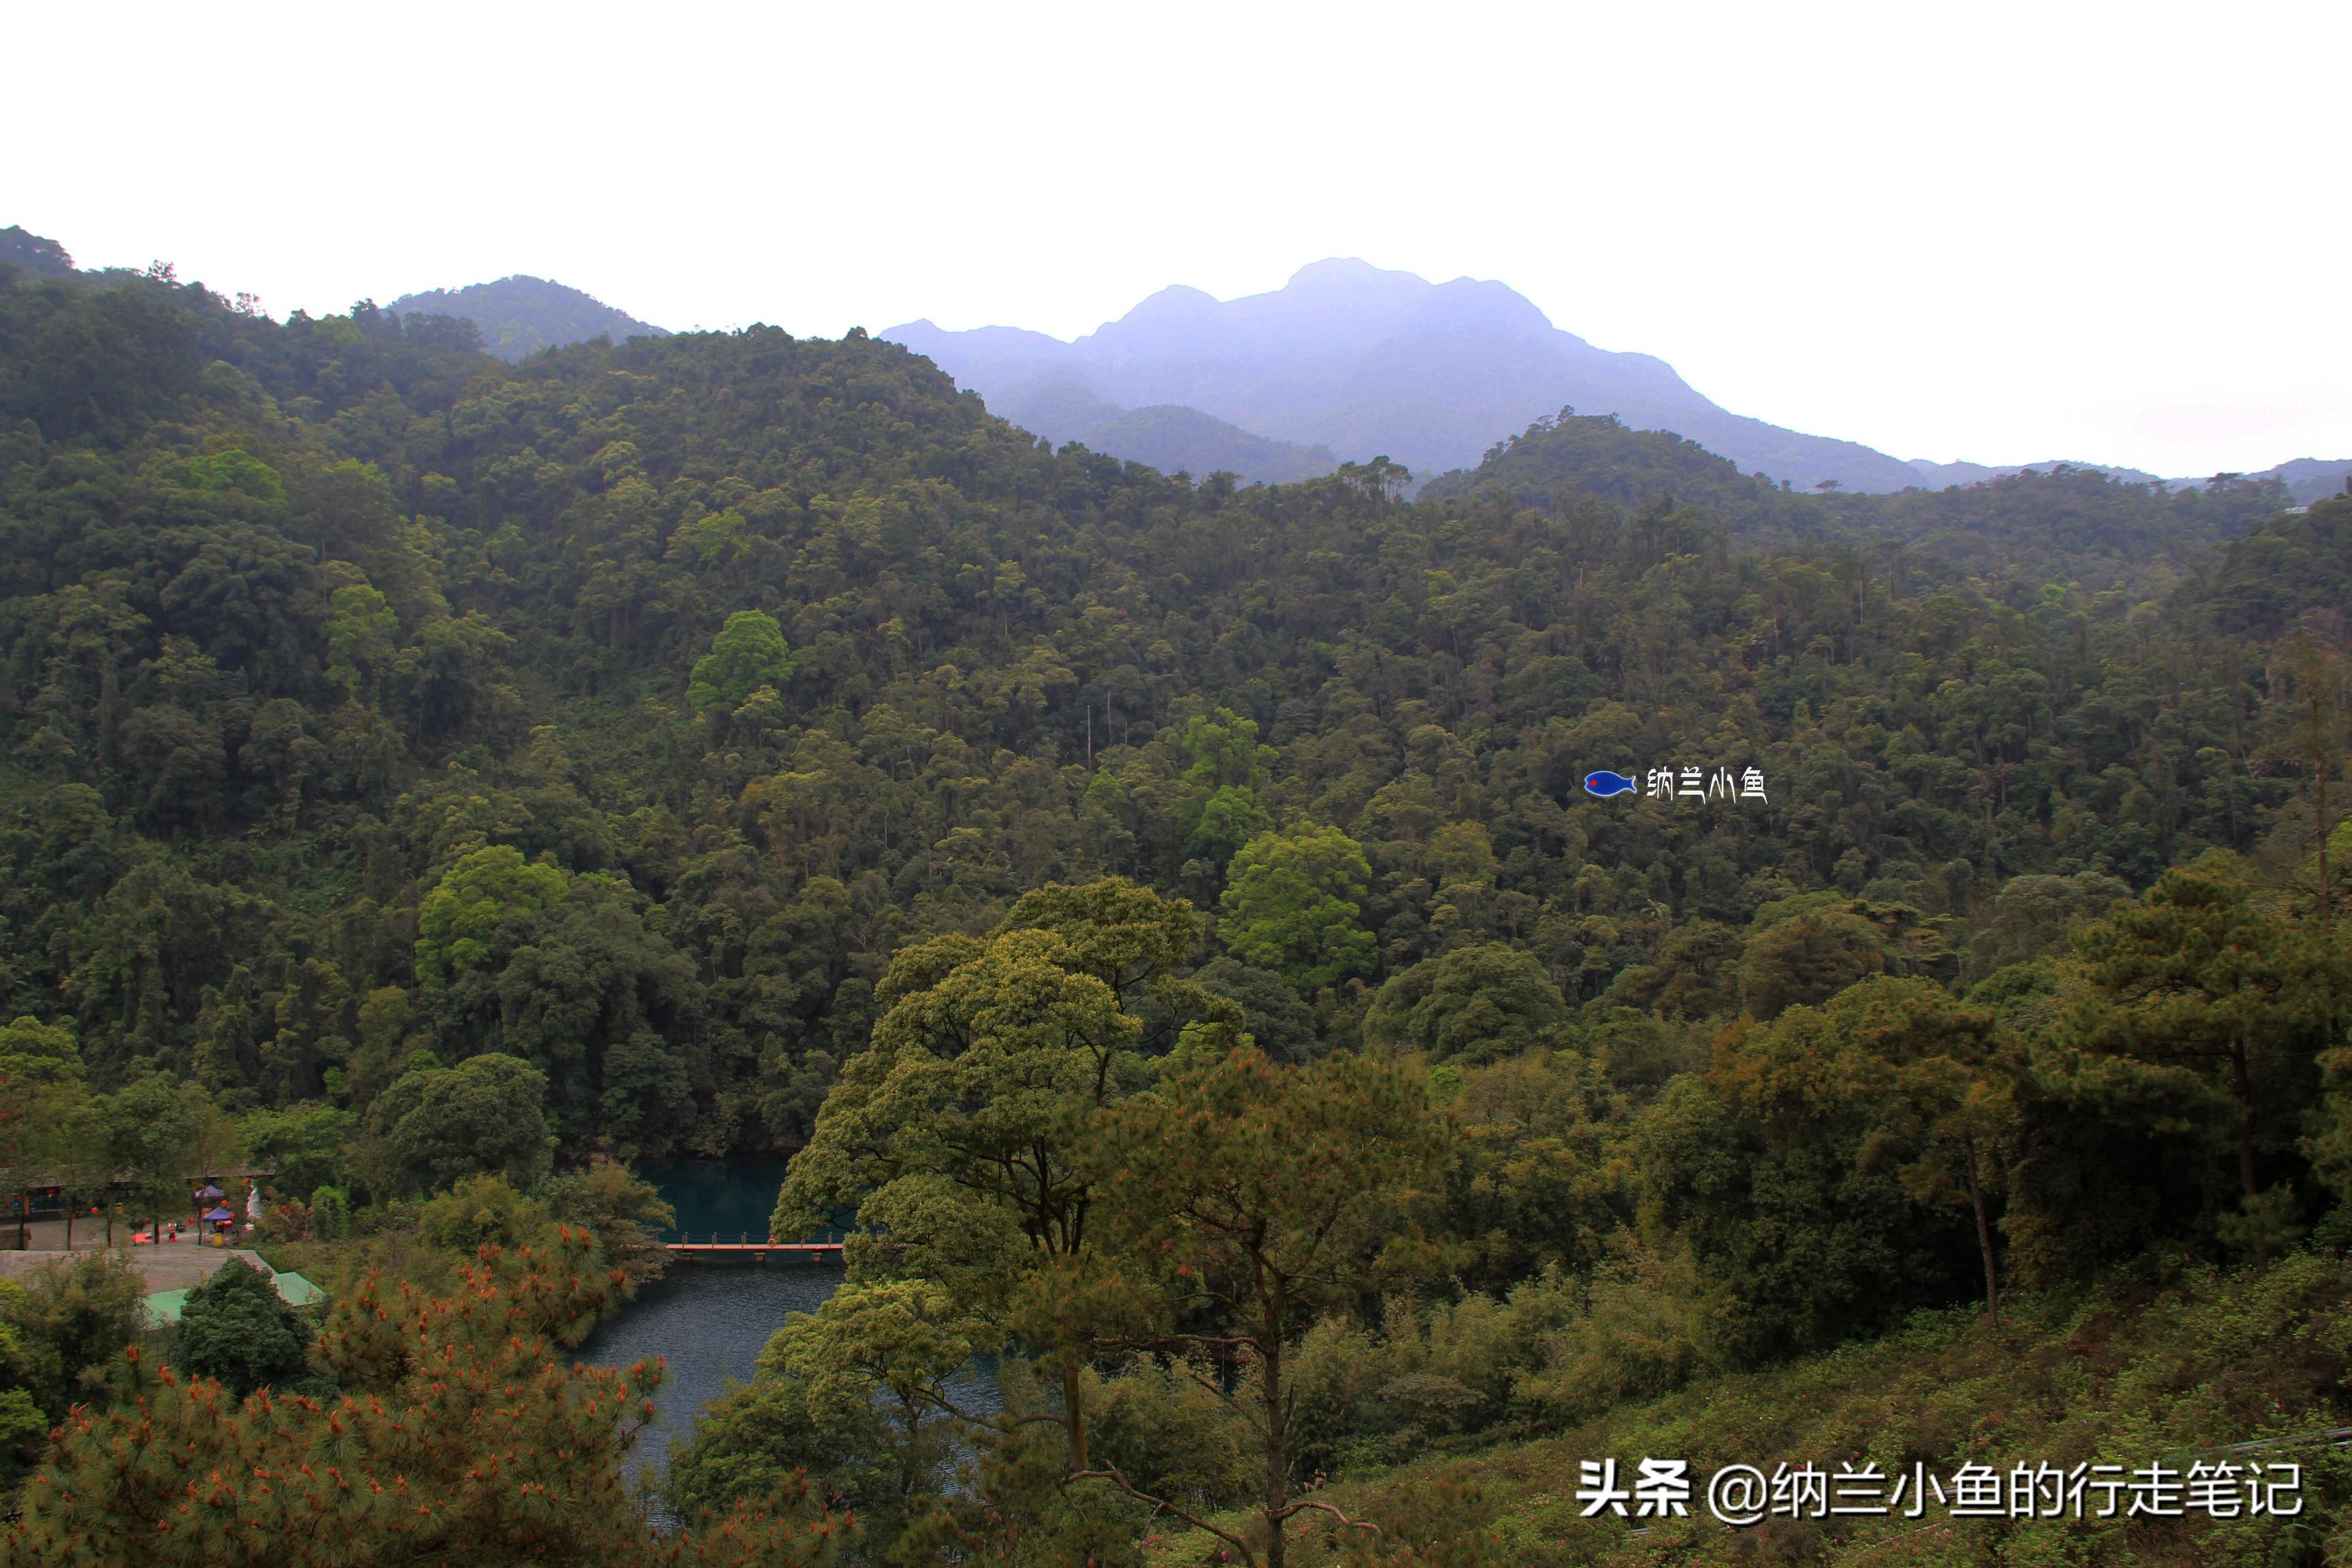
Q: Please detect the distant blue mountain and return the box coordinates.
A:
[1907,457,2165,489]
[1907,457,2352,506]
[992,380,1335,485]
[2183,458,2352,506]
[358,255,2346,502]
[2269,459,2352,505]
[888,259,1927,493]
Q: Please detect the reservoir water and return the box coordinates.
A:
[578,1159,840,1485]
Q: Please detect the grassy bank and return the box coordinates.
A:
[1148,1252,2352,1567]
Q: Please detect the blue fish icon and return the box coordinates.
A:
[1584,771,1637,798]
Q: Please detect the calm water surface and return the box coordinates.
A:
[579,1160,840,1483]
[582,1160,1000,1492]
[580,1256,846,1484]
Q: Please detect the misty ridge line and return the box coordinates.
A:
[10,226,2317,502]
[879,259,2346,500]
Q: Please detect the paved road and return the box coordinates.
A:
[0,1245,276,1292]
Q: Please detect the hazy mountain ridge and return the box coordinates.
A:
[892,259,2352,503]
[2242,457,2352,505]
[889,259,1929,493]
[388,274,666,363]
[1908,457,2163,489]
[1912,455,2352,505]
[10,225,2338,501]
[998,380,1337,484]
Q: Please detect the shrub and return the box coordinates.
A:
[173,1259,314,1399]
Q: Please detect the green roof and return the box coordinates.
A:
[140,1271,323,1326]
[272,1271,325,1306]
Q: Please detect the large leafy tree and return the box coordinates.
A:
[1738,906,1888,1019]
[0,1017,84,1247]
[414,846,568,986]
[491,889,704,1147]
[1218,826,1375,992]
[996,877,1203,1011]
[235,1101,355,1204]
[365,1051,553,1194]
[1640,981,1993,1361]
[1363,942,1567,1063]
[1088,1049,1448,1568]
[71,1075,218,1241]
[673,1279,969,1529]
[323,580,399,701]
[2063,851,2341,1205]
[1177,707,1277,871]
[0,1015,81,1087]
[1838,978,2017,1323]
[687,609,795,713]
[773,879,1222,1476]
[172,1258,312,1398]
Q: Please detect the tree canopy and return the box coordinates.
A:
[173,1258,313,1398]
[5,247,2352,1563]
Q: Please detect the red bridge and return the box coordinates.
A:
[664,1234,844,1262]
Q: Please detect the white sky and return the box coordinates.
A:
[9,0,2344,476]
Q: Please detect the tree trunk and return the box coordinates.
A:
[1062,1356,1088,1473]
[2232,1034,2259,1200]
[2310,679,2334,944]
[1963,1151,1999,1327]
[1262,1283,1287,1568]
[899,1391,924,1505]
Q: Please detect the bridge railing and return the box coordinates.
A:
[662,1230,845,1251]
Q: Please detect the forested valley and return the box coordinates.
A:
[3,252,2351,1566]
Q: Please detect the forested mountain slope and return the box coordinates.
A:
[1426,409,2296,593]
[0,257,2342,1173]
[387,274,668,361]
[11,245,2352,1568]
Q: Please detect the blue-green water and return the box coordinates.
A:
[581,1254,847,1486]
[581,1159,999,1496]
[630,1157,801,1243]
[578,1160,840,1483]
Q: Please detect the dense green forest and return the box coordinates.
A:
[5,248,2352,1565]
[1424,409,2297,591]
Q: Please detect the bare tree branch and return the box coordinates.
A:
[1274,1495,1381,1533]
[1066,1463,1261,1568]
[908,1383,1059,1431]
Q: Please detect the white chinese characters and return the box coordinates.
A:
[1575,1458,2300,1526]
[1643,766,1768,804]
